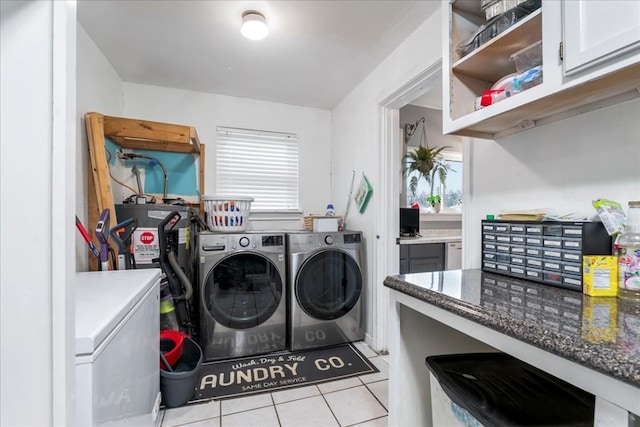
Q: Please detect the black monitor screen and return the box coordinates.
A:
[400,208,420,236]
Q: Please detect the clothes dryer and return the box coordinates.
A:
[287,231,365,351]
[199,232,286,361]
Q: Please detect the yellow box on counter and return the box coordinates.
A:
[582,255,618,296]
[581,297,618,343]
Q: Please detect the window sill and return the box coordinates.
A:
[249,210,303,221]
[420,213,462,222]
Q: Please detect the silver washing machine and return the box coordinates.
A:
[199,232,287,361]
[287,231,365,351]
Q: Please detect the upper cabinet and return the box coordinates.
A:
[562,0,640,76]
[442,0,640,139]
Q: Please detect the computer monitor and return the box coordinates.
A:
[400,208,420,236]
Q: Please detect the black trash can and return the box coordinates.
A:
[425,352,595,427]
[160,337,202,408]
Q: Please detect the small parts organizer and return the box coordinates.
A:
[203,196,253,232]
[481,220,611,291]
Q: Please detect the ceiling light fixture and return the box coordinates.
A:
[241,10,269,40]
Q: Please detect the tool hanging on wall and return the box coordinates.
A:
[157,210,194,335]
[109,217,138,270]
[95,209,112,271]
[76,215,101,260]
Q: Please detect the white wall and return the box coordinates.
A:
[463,98,640,268]
[122,83,332,228]
[76,23,124,271]
[331,9,443,345]
[400,104,462,152]
[1,1,76,424]
[76,27,331,235]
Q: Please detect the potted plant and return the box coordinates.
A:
[403,144,451,209]
[426,195,442,213]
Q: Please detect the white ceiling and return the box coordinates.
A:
[77,1,441,110]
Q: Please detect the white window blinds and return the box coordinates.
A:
[216,127,299,211]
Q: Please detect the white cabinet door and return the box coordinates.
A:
[562,0,640,75]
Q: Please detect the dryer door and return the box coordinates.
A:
[203,253,283,329]
[296,249,362,320]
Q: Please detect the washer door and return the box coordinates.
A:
[296,249,362,320]
[203,253,283,329]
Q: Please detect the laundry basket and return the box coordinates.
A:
[203,196,253,232]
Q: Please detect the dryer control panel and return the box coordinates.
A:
[344,233,362,244]
[287,231,363,253]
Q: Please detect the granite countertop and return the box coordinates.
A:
[384,269,640,388]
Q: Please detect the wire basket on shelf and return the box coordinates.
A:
[303,215,343,231]
[203,196,253,232]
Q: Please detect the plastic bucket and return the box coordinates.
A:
[160,337,202,408]
[160,330,185,369]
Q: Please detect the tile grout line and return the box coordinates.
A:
[320,375,387,427]
[343,414,389,427]
[269,391,283,427]
[219,402,273,419]
[363,381,389,414]
[319,389,343,427]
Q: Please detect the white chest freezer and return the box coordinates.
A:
[75,269,162,426]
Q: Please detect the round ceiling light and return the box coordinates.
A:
[241,11,269,40]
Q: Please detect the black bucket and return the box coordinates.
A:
[160,337,202,408]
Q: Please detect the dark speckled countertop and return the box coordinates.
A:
[384,269,640,388]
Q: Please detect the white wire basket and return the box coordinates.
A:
[203,196,253,232]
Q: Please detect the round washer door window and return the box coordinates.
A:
[296,250,362,320]
[203,253,283,329]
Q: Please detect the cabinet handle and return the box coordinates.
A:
[559,41,564,61]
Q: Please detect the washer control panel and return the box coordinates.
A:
[199,232,286,256]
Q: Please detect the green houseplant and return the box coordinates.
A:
[426,194,441,207]
[426,194,442,213]
[403,144,451,205]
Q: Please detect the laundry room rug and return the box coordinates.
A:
[188,343,379,403]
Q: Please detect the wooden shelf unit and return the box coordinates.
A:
[85,112,205,270]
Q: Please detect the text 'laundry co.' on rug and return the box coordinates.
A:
[190,343,379,402]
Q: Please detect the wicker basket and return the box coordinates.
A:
[203,196,253,232]
[303,215,343,231]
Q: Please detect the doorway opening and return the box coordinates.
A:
[372,60,443,352]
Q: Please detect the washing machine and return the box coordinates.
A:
[199,232,287,361]
[288,231,365,351]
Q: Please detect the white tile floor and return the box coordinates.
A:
[160,341,388,427]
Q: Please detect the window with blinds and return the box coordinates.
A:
[216,127,299,211]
